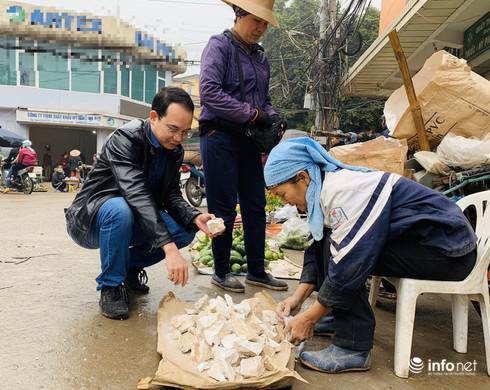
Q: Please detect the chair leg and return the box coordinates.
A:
[452,294,469,353]
[394,287,418,378]
[478,291,490,376]
[368,276,382,308]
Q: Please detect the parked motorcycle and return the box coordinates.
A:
[0,160,34,194]
[180,160,206,207]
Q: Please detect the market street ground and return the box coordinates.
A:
[0,191,489,390]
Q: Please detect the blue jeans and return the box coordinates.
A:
[72,197,195,290]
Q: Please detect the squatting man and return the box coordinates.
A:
[65,87,221,320]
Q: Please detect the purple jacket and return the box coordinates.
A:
[199,30,276,125]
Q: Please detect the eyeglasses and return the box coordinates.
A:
[167,126,193,140]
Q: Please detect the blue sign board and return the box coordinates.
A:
[135,31,176,60]
[7,5,102,34]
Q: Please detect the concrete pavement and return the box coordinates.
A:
[0,191,488,389]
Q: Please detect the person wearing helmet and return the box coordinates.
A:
[199,0,287,293]
[8,140,38,185]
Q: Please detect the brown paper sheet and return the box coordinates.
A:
[385,50,490,151]
[149,292,306,389]
[330,137,408,175]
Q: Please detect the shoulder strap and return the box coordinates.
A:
[234,45,246,102]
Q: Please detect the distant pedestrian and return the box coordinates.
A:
[58,152,69,175]
[51,165,67,192]
[67,149,82,178]
[42,144,53,182]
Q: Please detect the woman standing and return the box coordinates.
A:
[199,0,287,292]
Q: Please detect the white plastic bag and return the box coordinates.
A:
[276,217,310,250]
[273,204,299,221]
[436,133,490,169]
[413,151,450,175]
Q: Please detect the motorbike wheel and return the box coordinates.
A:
[22,176,34,195]
[185,176,203,207]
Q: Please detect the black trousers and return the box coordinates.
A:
[331,238,477,351]
[200,130,266,277]
[10,163,28,178]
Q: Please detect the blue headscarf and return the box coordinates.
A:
[264,137,370,241]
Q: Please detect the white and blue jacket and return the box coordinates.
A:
[300,170,477,310]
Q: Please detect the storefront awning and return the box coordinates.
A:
[344,0,490,97]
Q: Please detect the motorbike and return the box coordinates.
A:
[0,160,34,194]
[180,160,206,207]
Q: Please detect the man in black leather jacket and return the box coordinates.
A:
[65,87,217,320]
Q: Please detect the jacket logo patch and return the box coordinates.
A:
[328,207,348,229]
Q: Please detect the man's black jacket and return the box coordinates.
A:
[65,119,201,249]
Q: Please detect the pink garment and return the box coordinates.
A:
[18,147,38,166]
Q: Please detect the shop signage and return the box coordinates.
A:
[135,31,176,60]
[16,110,128,129]
[6,5,102,33]
[464,12,490,61]
[24,111,103,125]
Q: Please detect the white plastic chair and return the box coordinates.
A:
[368,191,490,378]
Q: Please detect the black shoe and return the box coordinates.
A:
[125,268,150,294]
[99,285,129,320]
[245,272,288,291]
[211,273,245,293]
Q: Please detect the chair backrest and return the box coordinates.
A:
[32,166,43,176]
[457,191,490,283]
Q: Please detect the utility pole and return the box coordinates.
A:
[315,0,328,134]
[315,0,337,148]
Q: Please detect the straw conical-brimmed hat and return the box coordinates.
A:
[223,0,279,27]
[70,149,81,157]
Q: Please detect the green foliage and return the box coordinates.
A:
[261,0,320,129]
[348,6,380,65]
[339,6,385,132]
[338,96,385,132]
[262,2,384,132]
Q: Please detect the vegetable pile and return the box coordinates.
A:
[193,226,285,273]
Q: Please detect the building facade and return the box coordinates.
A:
[0,0,187,164]
[172,74,200,151]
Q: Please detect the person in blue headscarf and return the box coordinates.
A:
[265,137,477,374]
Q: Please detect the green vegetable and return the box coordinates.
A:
[231,255,243,265]
[208,260,214,268]
[281,233,309,250]
[230,250,243,260]
[265,250,273,260]
[200,255,213,265]
[241,264,248,273]
[198,234,209,244]
[235,244,246,256]
[231,263,242,273]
